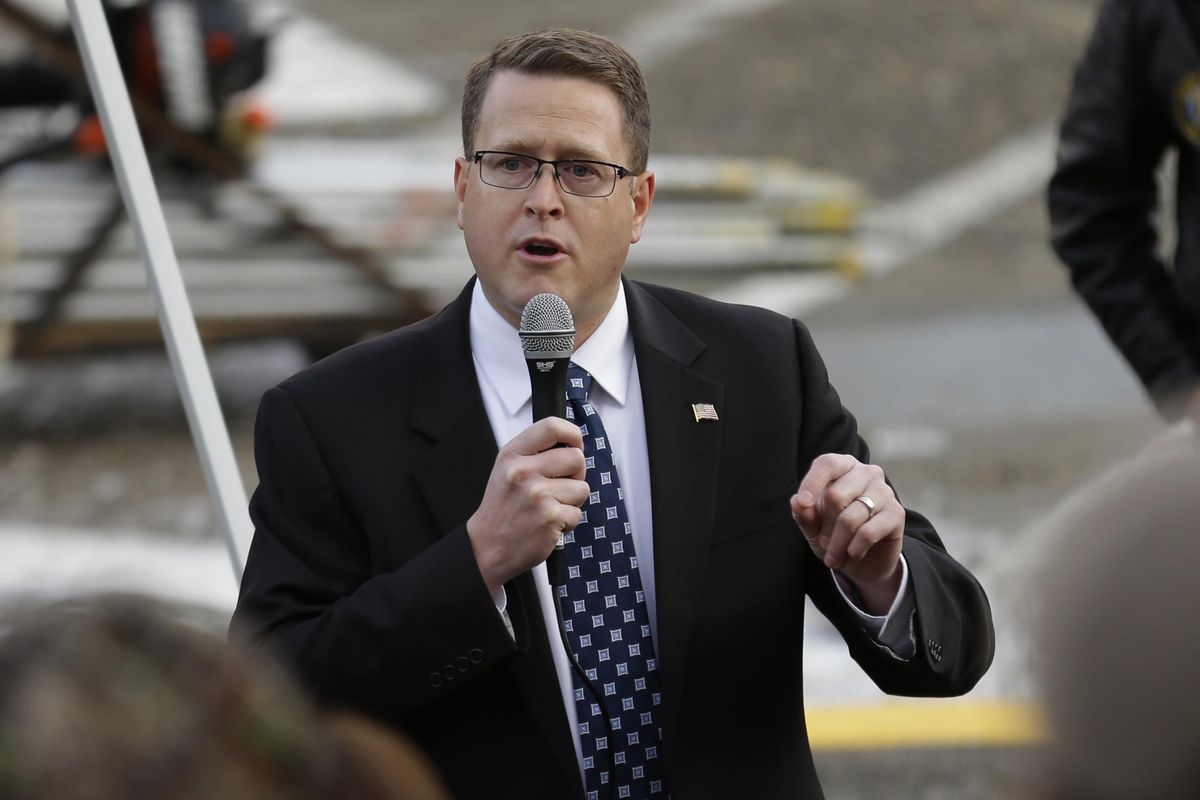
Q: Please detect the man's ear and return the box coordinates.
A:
[629,170,655,244]
[454,157,469,230]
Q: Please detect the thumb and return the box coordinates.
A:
[790,491,820,537]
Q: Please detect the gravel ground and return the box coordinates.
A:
[301,0,660,73]
[647,0,1096,198]
[299,0,668,132]
[0,341,299,536]
[303,0,1099,199]
[815,746,1051,800]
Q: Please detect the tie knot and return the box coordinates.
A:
[566,363,593,402]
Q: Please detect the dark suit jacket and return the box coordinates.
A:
[232,278,995,799]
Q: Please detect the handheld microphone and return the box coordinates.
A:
[520,293,615,799]
[519,293,575,580]
[519,292,575,423]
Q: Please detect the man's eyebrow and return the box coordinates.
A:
[489,141,612,161]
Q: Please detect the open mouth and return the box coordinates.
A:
[524,243,561,257]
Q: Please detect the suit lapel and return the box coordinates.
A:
[409,281,497,533]
[625,280,724,741]
[408,280,581,795]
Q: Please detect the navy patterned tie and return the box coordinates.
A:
[559,363,668,800]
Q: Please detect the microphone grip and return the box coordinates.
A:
[528,354,569,584]
[546,543,564,586]
[527,357,569,423]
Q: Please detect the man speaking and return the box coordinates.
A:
[232,28,994,799]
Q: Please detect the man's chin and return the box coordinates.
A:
[478,277,573,325]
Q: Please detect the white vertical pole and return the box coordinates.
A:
[65,0,252,579]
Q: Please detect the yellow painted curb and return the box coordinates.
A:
[806,701,1050,751]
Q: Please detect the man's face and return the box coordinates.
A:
[454,70,654,340]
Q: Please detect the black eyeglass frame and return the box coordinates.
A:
[471,150,634,198]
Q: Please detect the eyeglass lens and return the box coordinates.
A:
[478,152,615,197]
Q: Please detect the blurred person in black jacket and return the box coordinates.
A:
[1048,0,1200,423]
[0,594,450,800]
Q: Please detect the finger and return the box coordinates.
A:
[530,445,587,480]
[792,494,830,565]
[508,416,584,455]
[817,473,877,558]
[797,454,862,547]
[844,507,903,561]
[527,479,588,533]
[548,478,592,509]
[554,502,584,535]
[821,463,884,520]
[820,468,888,567]
[828,495,902,569]
[790,492,821,539]
[796,453,859,507]
[821,503,864,569]
[794,501,827,562]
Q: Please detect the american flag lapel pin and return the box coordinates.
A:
[691,403,719,422]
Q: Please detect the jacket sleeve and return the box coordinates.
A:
[230,386,522,718]
[1046,0,1199,417]
[793,320,996,697]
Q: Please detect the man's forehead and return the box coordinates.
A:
[475,71,627,158]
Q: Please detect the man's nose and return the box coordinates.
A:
[524,165,565,217]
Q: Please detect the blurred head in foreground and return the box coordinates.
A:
[0,594,449,800]
[1039,447,1200,800]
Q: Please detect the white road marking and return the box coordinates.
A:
[618,0,790,69]
[710,272,851,317]
[859,124,1057,277]
[711,125,1057,315]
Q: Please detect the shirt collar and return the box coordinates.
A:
[469,280,633,417]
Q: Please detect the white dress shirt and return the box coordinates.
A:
[467,280,914,773]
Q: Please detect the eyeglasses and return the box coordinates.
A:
[472,150,633,198]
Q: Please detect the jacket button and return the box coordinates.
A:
[442,665,457,681]
[456,656,470,672]
[469,648,485,665]
[430,673,444,688]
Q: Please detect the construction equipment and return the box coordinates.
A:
[0,0,430,358]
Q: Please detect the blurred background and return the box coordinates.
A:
[0,0,1163,796]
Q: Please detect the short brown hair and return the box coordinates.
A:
[461,28,651,174]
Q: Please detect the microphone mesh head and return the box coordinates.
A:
[518,293,575,357]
